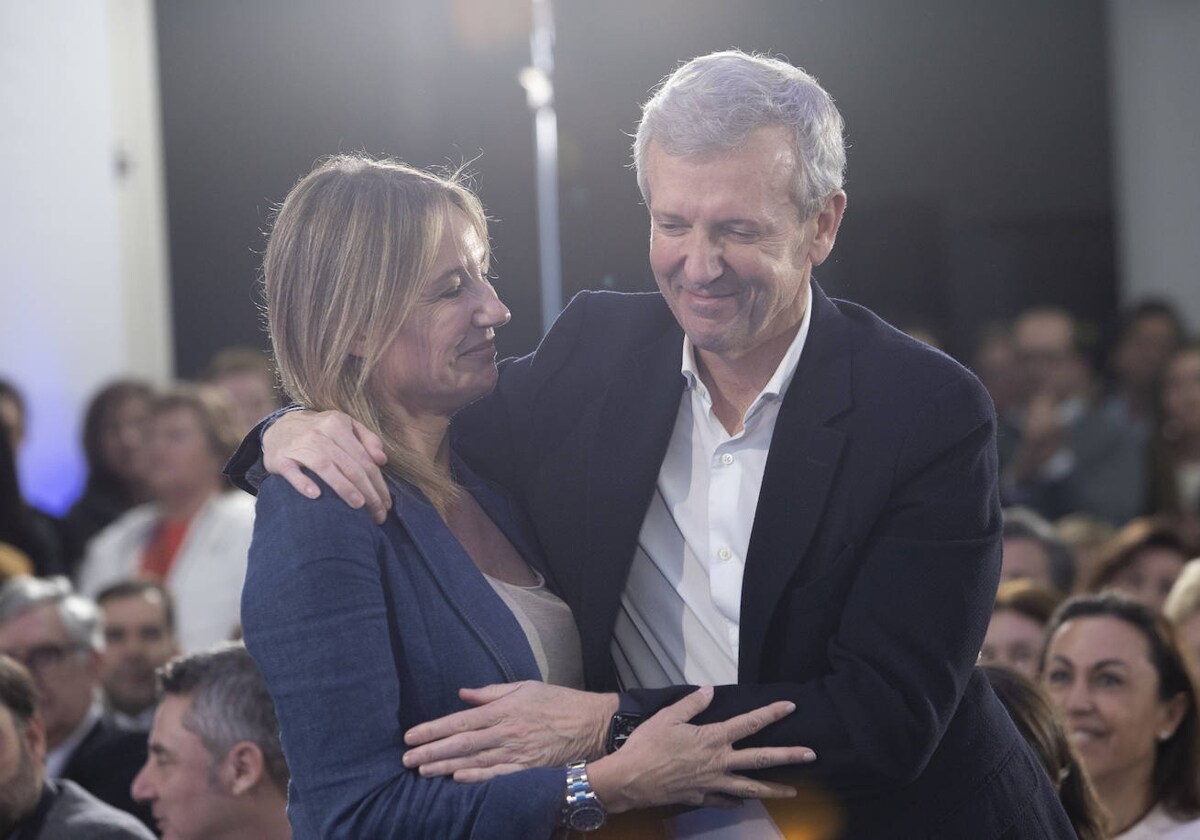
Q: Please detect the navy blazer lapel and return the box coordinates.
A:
[739,284,852,683]
[388,480,542,683]
[579,325,685,688]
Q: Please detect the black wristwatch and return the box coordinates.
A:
[562,760,606,832]
[606,710,644,753]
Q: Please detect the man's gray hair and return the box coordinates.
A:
[0,576,103,652]
[158,643,289,795]
[633,49,847,219]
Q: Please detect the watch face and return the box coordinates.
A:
[567,802,607,832]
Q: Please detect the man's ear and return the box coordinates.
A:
[24,712,47,765]
[224,741,265,796]
[808,189,847,268]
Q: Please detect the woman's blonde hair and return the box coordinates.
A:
[263,154,488,510]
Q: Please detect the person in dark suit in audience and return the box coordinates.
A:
[0,576,151,829]
[238,50,1076,837]
[0,653,154,839]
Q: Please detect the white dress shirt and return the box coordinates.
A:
[611,287,813,839]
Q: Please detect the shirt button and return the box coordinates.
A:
[718,547,732,562]
[720,453,734,466]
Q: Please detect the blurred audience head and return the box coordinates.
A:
[97,580,178,721]
[1165,559,1200,666]
[973,322,1020,417]
[1161,343,1200,445]
[1112,300,1186,397]
[132,643,288,840]
[0,577,102,750]
[206,347,281,438]
[0,654,46,835]
[81,379,155,502]
[1013,307,1094,402]
[144,385,241,504]
[1002,507,1076,594]
[981,579,1063,678]
[1083,516,1189,612]
[983,665,1106,840]
[0,379,25,452]
[1041,593,1200,825]
[1055,514,1117,592]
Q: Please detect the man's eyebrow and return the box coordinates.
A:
[148,743,173,758]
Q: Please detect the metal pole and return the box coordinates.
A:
[521,0,562,336]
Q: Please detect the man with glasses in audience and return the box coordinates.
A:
[0,576,151,828]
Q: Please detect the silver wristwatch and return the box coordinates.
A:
[562,760,606,832]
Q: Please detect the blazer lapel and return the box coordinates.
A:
[577,325,686,688]
[738,285,853,683]
[389,481,542,682]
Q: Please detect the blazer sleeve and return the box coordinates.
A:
[241,476,564,840]
[623,372,1003,798]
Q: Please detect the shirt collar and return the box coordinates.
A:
[44,699,102,778]
[680,282,814,406]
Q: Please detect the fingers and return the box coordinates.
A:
[716,700,797,743]
[458,682,524,707]
[277,461,321,500]
[350,419,390,522]
[657,685,715,724]
[712,775,797,801]
[453,763,526,783]
[404,705,501,748]
[726,745,817,771]
[265,411,390,517]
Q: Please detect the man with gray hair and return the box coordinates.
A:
[0,576,150,827]
[0,654,154,839]
[131,643,290,840]
[242,50,1073,836]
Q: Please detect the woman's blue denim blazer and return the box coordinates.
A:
[241,461,567,839]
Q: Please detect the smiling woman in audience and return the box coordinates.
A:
[1041,593,1200,838]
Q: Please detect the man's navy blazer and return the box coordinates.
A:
[451,284,1076,838]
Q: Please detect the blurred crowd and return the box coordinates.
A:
[1,294,1200,837]
[0,347,287,839]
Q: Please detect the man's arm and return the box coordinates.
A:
[225,408,391,524]
[406,370,1002,797]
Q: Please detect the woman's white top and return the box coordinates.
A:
[1113,804,1200,840]
[485,569,584,689]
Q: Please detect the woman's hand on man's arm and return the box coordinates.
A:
[262,409,391,523]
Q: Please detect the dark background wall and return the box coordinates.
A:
[157,0,1114,374]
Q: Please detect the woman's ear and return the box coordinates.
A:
[1157,692,1189,742]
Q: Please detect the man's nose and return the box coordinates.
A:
[131,763,154,802]
[683,234,724,284]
